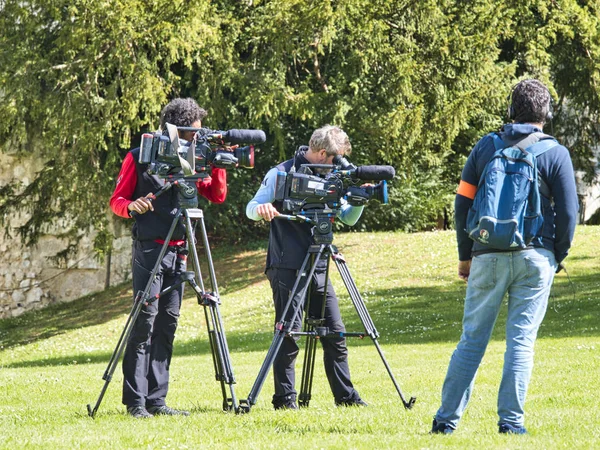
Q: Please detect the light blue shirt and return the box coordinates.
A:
[246,167,364,225]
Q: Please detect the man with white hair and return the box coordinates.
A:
[246,125,367,410]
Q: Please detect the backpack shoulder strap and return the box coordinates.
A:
[495,132,559,199]
[491,133,505,151]
[492,131,555,153]
[512,132,548,152]
[527,139,559,200]
[526,138,559,157]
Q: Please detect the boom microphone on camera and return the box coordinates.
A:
[345,165,396,181]
[222,129,266,145]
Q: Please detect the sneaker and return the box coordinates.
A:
[127,406,153,419]
[499,423,527,434]
[335,398,368,407]
[146,405,190,416]
[431,419,454,435]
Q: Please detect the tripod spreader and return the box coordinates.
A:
[290,328,365,339]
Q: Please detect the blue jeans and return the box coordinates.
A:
[435,248,557,429]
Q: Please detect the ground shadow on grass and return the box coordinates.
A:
[193,242,267,295]
[0,284,133,350]
[5,270,598,369]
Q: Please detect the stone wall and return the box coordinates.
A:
[0,230,132,318]
[0,152,133,319]
[578,170,600,223]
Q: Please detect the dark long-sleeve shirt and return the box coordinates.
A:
[455,123,578,264]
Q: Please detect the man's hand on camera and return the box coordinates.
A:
[128,194,154,216]
[256,203,280,221]
[458,260,471,282]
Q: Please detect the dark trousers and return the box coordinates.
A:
[122,240,185,408]
[266,267,359,406]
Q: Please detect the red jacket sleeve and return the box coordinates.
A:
[109,152,137,218]
[197,167,227,204]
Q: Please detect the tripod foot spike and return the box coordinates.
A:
[403,396,417,410]
[238,400,252,414]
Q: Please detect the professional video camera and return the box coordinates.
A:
[139,123,266,178]
[274,149,395,214]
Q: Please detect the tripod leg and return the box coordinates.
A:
[240,245,326,413]
[299,251,330,408]
[331,247,416,410]
[298,324,317,407]
[204,299,238,410]
[87,291,144,418]
[196,214,238,408]
[87,212,183,418]
[183,210,239,412]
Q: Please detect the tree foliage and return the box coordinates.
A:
[1,0,599,252]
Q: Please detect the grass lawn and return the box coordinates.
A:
[1,226,599,449]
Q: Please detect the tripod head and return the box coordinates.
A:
[129,175,206,218]
[171,178,200,210]
[275,210,335,244]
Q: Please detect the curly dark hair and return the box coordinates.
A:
[509,79,552,124]
[159,98,207,129]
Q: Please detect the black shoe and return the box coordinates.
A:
[499,423,527,435]
[431,419,454,435]
[273,394,298,410]
[146,405,190,416]
[273,401,298,410]
[335,398,368,407]
[127,406,153,419]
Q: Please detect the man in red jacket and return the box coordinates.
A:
[109,98,227,418]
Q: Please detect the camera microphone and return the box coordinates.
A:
[351,165,396,181]
[222,129,266,145]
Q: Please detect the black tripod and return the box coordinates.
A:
[239,213,416,412]
[88,179,238,417]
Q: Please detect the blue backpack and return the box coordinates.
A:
[466,133,558,250]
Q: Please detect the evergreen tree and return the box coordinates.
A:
[0,0,598,253]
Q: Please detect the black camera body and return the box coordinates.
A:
[274,158,394,215]
[274,168,344,213]
[138,123,265,178]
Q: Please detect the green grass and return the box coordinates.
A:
[1,227,599,449]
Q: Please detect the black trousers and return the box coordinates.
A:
[266,267,359,406]
[122,240,185,408]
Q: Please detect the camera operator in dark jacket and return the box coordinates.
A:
[431,80,578,435]
[246,125,367,410]
[109,98,227,418]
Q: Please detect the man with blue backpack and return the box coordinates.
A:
[431,79,578,435]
